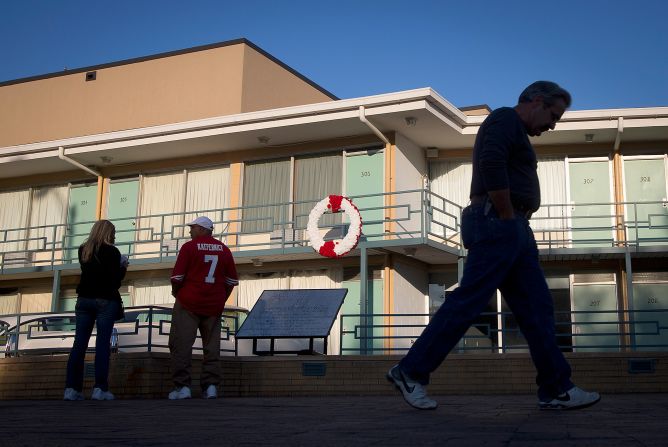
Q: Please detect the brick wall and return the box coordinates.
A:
[0,352,665,399]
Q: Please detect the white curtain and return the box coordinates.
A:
[534,158,567,230]
[0,294,19,316]
[288,269,343,355]
[20,291,52,313]
[184,166,230,234]
[236,272,289,312]
[132,280,175,306]
[28,186,68,251]
[138,172,186,241]
[0,189,30,253]
[429,161,472,236]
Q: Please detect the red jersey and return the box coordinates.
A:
[170,235,239,316]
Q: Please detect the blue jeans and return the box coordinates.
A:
[399,203,574,401]
[65,297,119,392]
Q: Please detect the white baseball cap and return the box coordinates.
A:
[187,216,214,230]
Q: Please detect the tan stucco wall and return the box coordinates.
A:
[240,45,334,112]
[0,42,335,148]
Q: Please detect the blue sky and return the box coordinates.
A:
[1,0,667,110]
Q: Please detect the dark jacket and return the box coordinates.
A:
[76,243,127,301]
[469,107,541,212]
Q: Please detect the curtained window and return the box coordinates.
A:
[184,166,230,233]
[138,172,186,241]
[242,159,291,233]
[0,189,30,253]
[132,279,174,306]
[428,160,472,236]
[294,153,342,229]
[534,158,567,230]
[28,186,68,251]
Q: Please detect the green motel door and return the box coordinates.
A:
[572,282,619,352]
[568,160,615,248]
[107,179,139,256]
[66,184,98,263]
[631,282,668,351]
[341,278,384,355]
[345,149,384,241]
[623,158,668,246]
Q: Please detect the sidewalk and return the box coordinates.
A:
[1,393,666,446]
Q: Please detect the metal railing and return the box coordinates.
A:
[0,191,666,272]
[339,308,668,355]
[0,306,247,358]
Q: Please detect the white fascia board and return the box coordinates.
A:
[0,89,445,157]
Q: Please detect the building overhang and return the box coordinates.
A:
[1,88,667,180]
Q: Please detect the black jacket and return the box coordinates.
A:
[76,243,127,301]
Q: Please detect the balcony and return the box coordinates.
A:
[0,190,667,274]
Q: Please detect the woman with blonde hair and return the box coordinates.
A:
[64,220,128,401]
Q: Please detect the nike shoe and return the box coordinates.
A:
[91,387,115,401]
[168,386,192,400]
[539,386,601,410]
[63,388,84,401]
[203,384,217,399]
[386,364,438,410]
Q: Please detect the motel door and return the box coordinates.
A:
[341,279,384,355]
[345,149,384,240]
[632,283,668,351]
[571,282,619,352]
[623,157,668,246]
[65,184,98,263]
[568,160,615,247]
[107,179,139,255]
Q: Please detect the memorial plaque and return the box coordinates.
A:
[237,289,347,339]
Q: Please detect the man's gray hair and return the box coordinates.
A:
[518,81,572,108]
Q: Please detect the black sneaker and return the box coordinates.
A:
[386,365,438,410]
[539,386,601,410]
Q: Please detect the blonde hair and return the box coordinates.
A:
[80,220,116,263]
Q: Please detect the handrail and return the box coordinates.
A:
[0,305,248,357]
[339,308,668,355]
[1,190,666,272]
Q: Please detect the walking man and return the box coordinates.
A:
[168,216,238,399]
[388,81,601,410]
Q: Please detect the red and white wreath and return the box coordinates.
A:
[307,195,362,258]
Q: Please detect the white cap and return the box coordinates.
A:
[187,216,213,230]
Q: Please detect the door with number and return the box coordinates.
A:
[572,282,619,352]
[66,184,98,263]
[107,179,139,256]
[623,157,668,246]
[568,160,615,247]
[632,283,668,351]
[345,149,384,240]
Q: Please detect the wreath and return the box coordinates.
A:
[307,195,362,258]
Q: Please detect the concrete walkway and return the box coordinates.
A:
[1,394,666,446]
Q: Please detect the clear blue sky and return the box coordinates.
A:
[2,0,667,110]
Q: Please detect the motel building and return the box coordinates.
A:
[0,39,667,380]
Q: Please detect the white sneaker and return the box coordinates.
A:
[168,386,192,400]
[386,365,438,410]
[63,388,84,401]
[91,387,115,401]
[203,384,217,399]
[539,386,601,410]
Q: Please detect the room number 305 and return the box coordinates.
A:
[361,171,371,177]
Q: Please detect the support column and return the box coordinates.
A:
[360,244,368,355]
[50,269,62,312]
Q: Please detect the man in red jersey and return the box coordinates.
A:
[168,216,238,400]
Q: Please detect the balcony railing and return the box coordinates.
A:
[0,190,666,272]
[340,308,668,355]
[0,305,248,358]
